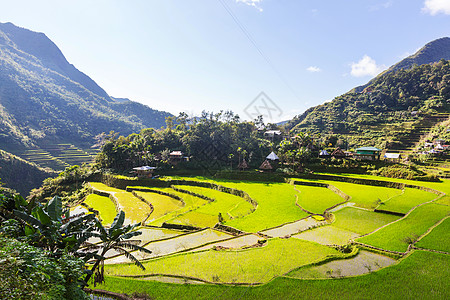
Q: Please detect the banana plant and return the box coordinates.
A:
[13,196,96,256]
[82,210,152,285]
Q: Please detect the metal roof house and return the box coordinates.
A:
[384,153,402,162]
[354,147,382,160]
[266,151,279,160]
[132,166,157,178]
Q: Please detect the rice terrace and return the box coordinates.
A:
[2,2,450,300]
[78,173,449,299]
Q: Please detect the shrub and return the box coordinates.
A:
[0,237,88,299]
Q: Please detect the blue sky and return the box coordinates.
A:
[1,0,449,122]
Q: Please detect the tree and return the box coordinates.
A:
[83,210,152,285]
[13,196,96,255]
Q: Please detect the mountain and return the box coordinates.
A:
[0,22,172,152]
[0,149,55,195]
[353,37,450,93]
[286,38,450,150]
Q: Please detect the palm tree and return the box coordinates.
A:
[13,196,96,256]
[83,210,152,285]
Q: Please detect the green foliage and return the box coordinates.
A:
[415,217,450,252]
[94,251,450,300]
[104,238,341,283]
[287,60,450,149]
[95,111,273,173]
[83,210,152,285]
[28,164,99,204]
[0,149,55,196]
[357,202,450,252]
[0,237,88,299]
[371,164,424,179]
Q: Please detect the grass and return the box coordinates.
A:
[104,238,341,284]
[293,225,359,245]
[295,184,345,214]
[170,178,309,232]
[89,183,151,225]
[379,188,437,214]
[94,250,449,300]
[332,207,399,235]
[135,187,210,226]
[170,211,219,228]
[84,194,117,225]
[357,203,450,252]
[114,192,152,225]
[134,191,184,222]
[415,217,450,253]
[293,178,403,209]
[325,181,402,209]
[173,185,253,220]
[435,195,450,206]
[89,182,124,193]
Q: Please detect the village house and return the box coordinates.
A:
[353,147,382,160]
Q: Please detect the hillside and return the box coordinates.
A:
[353,37,450,93]
[287,46,450,149]
[0,22,172,152]
[0,149,55,195]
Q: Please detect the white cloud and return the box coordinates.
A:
[350,55,386,77]
[306,66,321,72]
[370,1,392,11]
[236,0,263,12]
[423,0,450,15]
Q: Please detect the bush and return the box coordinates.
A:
[0,237,88,300]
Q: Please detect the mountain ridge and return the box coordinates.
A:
[0,22,172,151]
[353,37,450,93]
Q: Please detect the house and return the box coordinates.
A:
[266,151,279,161]
[132,166,157,178]
[319,149,330,158]
[264,130,282,138]
[384,153,402,162]
[331,147,346,158]
[237,159,249,170]
[259,159,273,171]
[354,147,382,160]
[169,150,186,165]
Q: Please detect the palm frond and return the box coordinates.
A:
[110,210,125,231]
[115,241,152,255]
[114,246,146,270]
[120,230,143,241]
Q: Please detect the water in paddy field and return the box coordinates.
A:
[89,294,115,300]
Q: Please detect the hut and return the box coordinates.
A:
[237,159,249,170]
[384,153,402,163]
[259,159,273,171]
[132,166,157,178]
[319,149,330,158]
[266,151,279,161]
[331,147,346,158]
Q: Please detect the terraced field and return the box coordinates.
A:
[19,144,96,171]
[294,183,346,214]
[83,174,449,299]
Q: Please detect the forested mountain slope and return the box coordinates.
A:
[0,22,171,152]
[287,58,450,149]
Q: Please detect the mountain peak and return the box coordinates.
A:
[0,21,111,99]
[353,37,450,93]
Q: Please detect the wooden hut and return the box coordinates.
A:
[331,147,346,158]
[259,159,273,171]
[237,159,249,170]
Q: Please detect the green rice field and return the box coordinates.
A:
[81,174,450,299]
[357,202,450,252]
